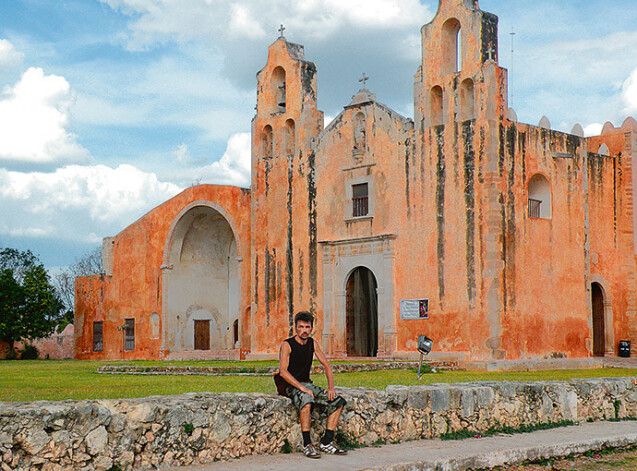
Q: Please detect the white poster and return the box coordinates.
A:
[400,299,429,319]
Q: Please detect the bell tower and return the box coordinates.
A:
[249,30,324,353]
[413,0,511,360]
[414,0,508,127]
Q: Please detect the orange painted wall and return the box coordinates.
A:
[75,0,637,361]
[75,185,251,360]
[250,39,323,354]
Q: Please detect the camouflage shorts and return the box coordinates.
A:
[287,382,346,415]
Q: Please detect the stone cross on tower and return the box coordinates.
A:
[359,73,369,90]
[486,46,495,62]
[278,24,286,39]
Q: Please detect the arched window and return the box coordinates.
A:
[528,174,551,219]
[272,66,286,112]
[459,79,474,121]
[285,119,295,155]
[430,86,443,126]
[442,18,461,74]
[262,125,273,158]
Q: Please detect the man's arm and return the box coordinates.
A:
[279,341,314,398]
[314,339,337,401]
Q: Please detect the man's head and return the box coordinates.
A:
[294,311,314,339]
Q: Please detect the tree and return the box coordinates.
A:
[0,248,63,358]
[52,247,103,328]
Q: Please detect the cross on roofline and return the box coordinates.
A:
[359,73,369,90]
[278,24,286,38]
[486,46,495,62]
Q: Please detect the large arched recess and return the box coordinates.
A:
[161,201,241,353]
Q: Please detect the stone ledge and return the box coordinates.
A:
[1,377,637,470]
[96,361,459,376]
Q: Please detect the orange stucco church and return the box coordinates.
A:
[75,0,637,362]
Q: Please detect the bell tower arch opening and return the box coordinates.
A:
[430,86,444,126]
[442,18,461,75]
[345,266,378,357]
[162,204,240,354]
[272,66,286,112]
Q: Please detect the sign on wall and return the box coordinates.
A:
[400,299,429,319]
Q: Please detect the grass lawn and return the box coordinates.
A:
[1,360,636,403]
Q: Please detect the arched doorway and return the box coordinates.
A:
[163,205,240,352]
[591,282,605,356]
[345,267,378,357]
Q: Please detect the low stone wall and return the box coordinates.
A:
[2,377,637,470]
[96,360,458,376]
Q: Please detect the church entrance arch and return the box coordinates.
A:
[162,203,240,354]
[345,267,378,357]
[591,282,605,356]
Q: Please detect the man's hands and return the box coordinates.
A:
[300,385,315,399]
[326,388,337,401]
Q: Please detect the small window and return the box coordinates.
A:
[352,183,369,217]
[528,174,551,219]
[124,318,135,351]
[93,321,103,352]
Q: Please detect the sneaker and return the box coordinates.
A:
[303,443,321,459]
[319,441,348,455]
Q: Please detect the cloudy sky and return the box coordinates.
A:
[1,0,636,271]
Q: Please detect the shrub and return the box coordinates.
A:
[20,344,39,360]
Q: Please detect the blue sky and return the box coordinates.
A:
[0,0,636,271]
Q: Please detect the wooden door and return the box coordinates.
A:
[345,267,378,357]
[194,320,210,350]
[592,283,605,357]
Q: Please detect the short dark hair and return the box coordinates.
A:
[294,311,314,327]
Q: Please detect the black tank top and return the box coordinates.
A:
[285,337,314,383]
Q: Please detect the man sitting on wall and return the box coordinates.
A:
[277,311,348,459]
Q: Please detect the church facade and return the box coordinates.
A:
[75,0,637,361]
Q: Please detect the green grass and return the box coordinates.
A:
[1,360,636,403]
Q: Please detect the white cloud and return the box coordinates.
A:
[622,67,637,114]
[102,0,430,46]
[584,123,603,137]
[163,132,251,188]
[0,164,180,243]
[0,67,90,166]
[0,39,23,71]
[99,0,431,113]
[172,142,207,167]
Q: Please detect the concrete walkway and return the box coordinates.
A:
[173,420,637,471]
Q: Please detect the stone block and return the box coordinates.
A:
[430,388,451,413]
[85,426,108,456]
[22,428,50,455]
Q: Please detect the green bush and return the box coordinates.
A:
[19,344,39,360]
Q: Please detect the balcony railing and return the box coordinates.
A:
[528,198,542,218]
[353,196,369,217]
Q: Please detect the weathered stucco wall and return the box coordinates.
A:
[250,39,324,354]
[0,325,74,360]
[73,0,637,362]
[74,185,251,360]
[2,377,637,470]
[587,120,637,353]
